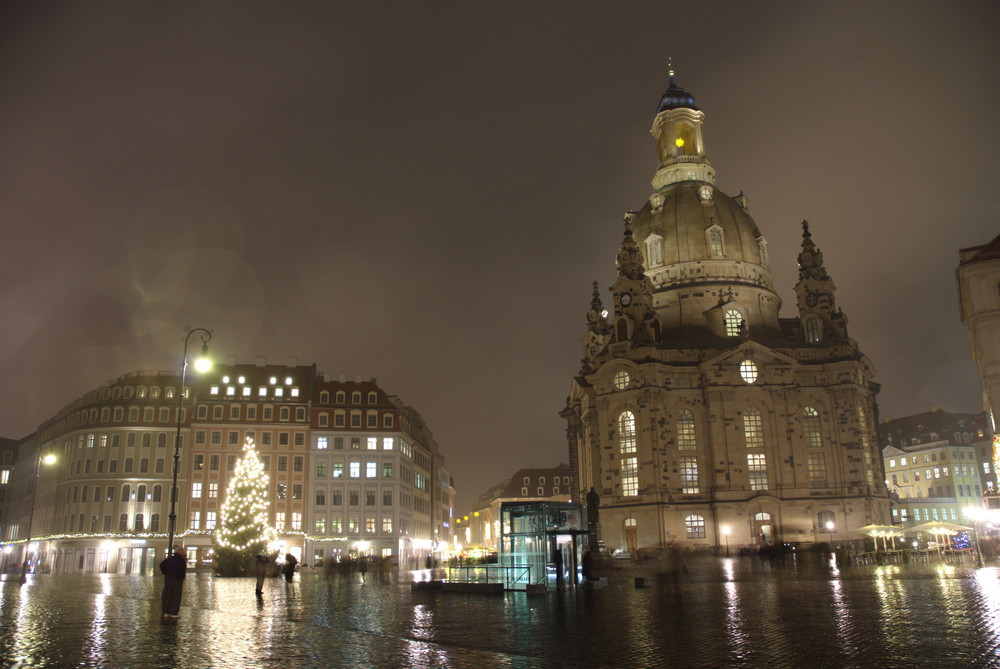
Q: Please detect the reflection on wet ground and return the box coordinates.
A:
[2,558,999,667]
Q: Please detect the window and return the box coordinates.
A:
[206,511,217,530]
[621,457,638,496]
[348,517,359,533]
[210,455,220,471]
[211,431,222,444]
[291,512,302,530]
[279,433,289,446]
[676,410,696,450]
[646,234,663,267]
[818,510,835,532]
[278,456,287,472]
[366,462,377,478]
[725,309,743,337]
[805,317,821,343]
[349,491,359,506]
[366,490,376,506]
[739,360,758,384]
[679,456,699,494]
[685,514,706,539]
[319,414,329,427]
[150,514,160,532]
[333,463,344,478]
[618,411,637,453]
[383,490,393,506]
[383,437,393,450]
[808,454,827,485]
[315,517,326,534]
[335,412,345,427]
[351,438,361,450]
[317,461,328,477]
[294,456,303,472]
[803,407,822,447]
[367,414,378,427]
[382,516,393,533]
[332,491,343,506]
[275,513,285,531]
[189,511,200,530]
[708,227,724,256]
[350,462,361,478]
[121,484,131,502]
[352,392,361,404]
[120,514,129,532]
[331,516,343,533]
[365,517,376,534]
[350,413,361,428]
[317,436,328,450]
[383,462,394,479]
[192,483,202,499]
[368,391,377,404]
[227,455,236,471]
[228,431,239,445]
[743,408,764,448]
[292,484,302,500]
[316,490,326,505]
[277,484,286,500]
[747,453,768,491]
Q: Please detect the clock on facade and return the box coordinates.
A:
[620,293,632,306]
[806,291,819,308]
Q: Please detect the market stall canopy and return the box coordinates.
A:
[905,521,973,535]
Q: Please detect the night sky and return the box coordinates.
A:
[2,2,998,511]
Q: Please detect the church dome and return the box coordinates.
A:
[632,184,765,270]
[655,73,699,114]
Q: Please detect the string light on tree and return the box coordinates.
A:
[213,436,276,575]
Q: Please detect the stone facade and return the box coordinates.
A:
[562,70,890,554]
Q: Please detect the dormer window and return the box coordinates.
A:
[706,224,725,257]
[645,234,663,267]
[724,309,743,337]
[804,317,821,343]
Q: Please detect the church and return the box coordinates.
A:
[562,69,890,553]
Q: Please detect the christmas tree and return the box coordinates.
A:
[213,436,276,576]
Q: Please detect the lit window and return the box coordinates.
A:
[676,410,697,450]
[613,370,630,390]
[366,462,377,478]
[367,437,377,450]
[317,436,328,450]
[192,482,202,499]
[315,517,326,534]
[803,407,822,447]
[383,438,393,450]
[805,318,821,343]
[743,407,764,448]
[349,462,361,478]
[206,511,217,530]
[618,411,637,453]
[333,463,344,478]
[208,483,218,498]
[292,512,302,530]
[275,512,285,530]
[621,457,639,496]
[679,456,699,493]
[725,309,744,337]
[382,517,393,533]
[685,514,706,539]
[808,454,827,484]
[747,453,768,490]
[739,360,758,383]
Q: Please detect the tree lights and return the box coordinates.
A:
[213,436,276,575]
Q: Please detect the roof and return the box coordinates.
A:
[655,71,698,113]
[959,233,1000,265]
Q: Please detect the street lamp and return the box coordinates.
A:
[166,328,212,560]
[721,525,731,557]
[965,506,986,568]
[20,452,57,585]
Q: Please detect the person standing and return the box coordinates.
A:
[159,546,187,619]
[254,554,270,597]
[283,553,298,582]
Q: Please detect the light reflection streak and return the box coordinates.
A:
[827,577,853,656]
[88,577,108,665]
[974,567,1000,644]
[723,580,749,660]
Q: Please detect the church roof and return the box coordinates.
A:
[959,233,1000,265]
[655,70,698,113]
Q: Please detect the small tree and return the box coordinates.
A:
[213,436,276,576]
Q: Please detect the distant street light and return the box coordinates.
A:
[167,328,212,558]
[20,452,58,585]
[722,525,731,557]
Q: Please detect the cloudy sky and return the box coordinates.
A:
[2,1,998,510]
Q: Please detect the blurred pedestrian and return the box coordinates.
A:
[283,553,298,582]
[159,546,187,619]
[359,556,368,583]
[254,554,270,597]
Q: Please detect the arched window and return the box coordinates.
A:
[676,410,697,451]
[618,411,637,453]
[685,514,706,539]
[137,484,147,501]
[743,408,764,448]
[320,391,330,403]
[803,407,822,448]
[119,514,128,532]
[818,510,835,533]
[724,309,743,337]
[157,433,167,448]
[140,458,149,473]
[141,433,151,448]
[126,433,136,448]
[121,484,131,502]
[135,514,144,532]
[150,514,160,532]
[153,485,162,502]
[707,226,725,256]
[804,318,821,343]
[646,234,663,267]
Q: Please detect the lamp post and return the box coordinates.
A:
[965,506,986,568]
[20,453,57,585]
[722,524,731,557]
[166,328,212,560]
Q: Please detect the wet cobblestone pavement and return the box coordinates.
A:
[3,558,1000,668]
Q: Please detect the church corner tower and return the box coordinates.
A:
[563,67,889,555]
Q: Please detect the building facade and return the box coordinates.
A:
[562,70,890,554]
[958,234,1000,477]
[881,409,995,527]
[1,358,453,574]
[457,465,574,551]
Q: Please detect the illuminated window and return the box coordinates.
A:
[743,407,764,448]
[679,456,699,494]
[725,310,743,337]
[747,453,768,491]
[618,411,637,453]
[367,437,377,450]
[383,438,393,450]
[382,517,393,533]
[317,436,328,450]
[739,360,758,384]
[189,511,200,530]
[317,461,328,477]
[191,482,202,499]
[621,457,638,496]
[349,461,361,478]
[803,407,822,448]
[818,510,835,532]
[275,512,285,530]
[292,512,302,530]
[383,462,393,479]
[276,484,286,500]
[365,517,376,533]
[366,462,377,478]
[685,514,706,539]
[333,463,344,478]
[331,517,343,533]
[208,483,218,498]
[808,454,827,484]
[206,511,217,530]
[805,318,821,343]
[613,370,630,390]
[677,410,697,450]
[315,517,326,534]
[348,517,359,533]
